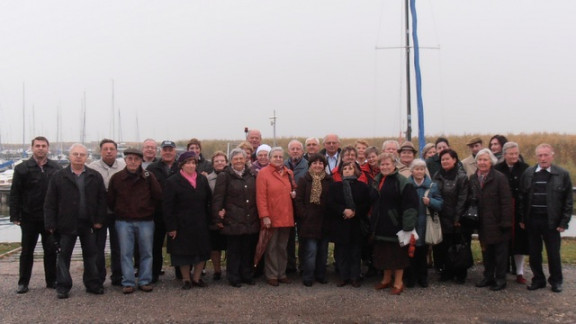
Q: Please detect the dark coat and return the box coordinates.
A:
[163,172,212,257]
[10,157,61,222]
[469,168,513,245]
[44,166,107,234]
[294,172,333,239]
[370,171,419,243]
[433,167,469,234]
[494,160,529,254]
[146,159,179,221]
[212,167,259,236]
[326,178,372,244]
[518,164,573,230]
[107,168,162,221]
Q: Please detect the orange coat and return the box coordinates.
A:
[256,165,295,228]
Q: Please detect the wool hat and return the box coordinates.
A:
[256,144,272,155]
[178,151,197,164]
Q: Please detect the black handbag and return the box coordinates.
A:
[447,234,473,270]
[461,199,479,226]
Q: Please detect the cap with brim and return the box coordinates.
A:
[466,137,482,146]
[398,141,417,154]
[161,140,176,148]
[124,148,143,159]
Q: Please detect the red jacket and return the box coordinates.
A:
[256,165,295,228]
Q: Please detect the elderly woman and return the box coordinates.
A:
[251,144,271,175]
[471,149,513,291]
[256,147,296,286]
[206,151,228,281]
[433,149,470,284]
[327,161,371,287]
[422,143,436,159]
[186,138,213,175]
[294,154,333,286]
[212,149,259,287]
[360,146,380,185]
[397,141,418,178]
[163,151,212,289]
[494,142,530,284]
[405,159,443,288]
[371,153,419,295]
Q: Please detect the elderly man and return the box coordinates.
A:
[146,140,180,282]
[519,144,573,293]
[320,134,341,175]
[382,140,400,158]
[88,139,125,286]
[246,129,262,162]
[141,138,158,169]
[10,136,61,294]
[108,148,162,294]
[461,137,484,178]
[284,139,308,273]
[44,143,107,299]
[304,137,320,160]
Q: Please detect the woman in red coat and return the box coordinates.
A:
[256,147,296,286]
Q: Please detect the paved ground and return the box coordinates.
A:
[1,246,576,324]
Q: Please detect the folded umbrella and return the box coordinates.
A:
[254,225,275,267]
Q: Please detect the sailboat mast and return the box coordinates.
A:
[404,0,412,141]
[22,82,26,147]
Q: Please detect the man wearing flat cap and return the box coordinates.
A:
[107,148,162,294]
[461,137,484,178]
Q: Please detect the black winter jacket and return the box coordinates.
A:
[10,158,61,222]
[44,166,107,234]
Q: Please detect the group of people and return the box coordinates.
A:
[9,131,572,299]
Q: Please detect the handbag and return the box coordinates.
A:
[447,233,473,270]
[461,204,479,225]
[425,212,443,245]
[423,189,442,245]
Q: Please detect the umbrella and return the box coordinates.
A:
[254,225,275,267]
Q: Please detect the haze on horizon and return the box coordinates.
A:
[1,0,574,145]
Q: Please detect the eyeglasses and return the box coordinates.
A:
[71,152,87,157]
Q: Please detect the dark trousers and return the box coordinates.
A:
[226,234,257,284]
[527,217,563,285]
[286,226,297,271]
[482,240,509,284]
[406,245,429,285]
[152,218,166,278]
[18,220,56,286]
[300,237,329,283]
[95,213,121,285]
[334,242,362,281]
[57,226,101,294]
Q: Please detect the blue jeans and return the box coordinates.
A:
[115,220,154,287]
[300,237,329,283]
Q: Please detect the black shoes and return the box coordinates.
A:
[182,281,192,290]
[475,278,496,288]
[86,287,104,295]
[229,282,242,288]
[57,291,69,299]
[213,272,222,281]
[17,284,29,294]
[551,284,563,293]
[527,282,546,291]
[46,282,56,289]
[303,281,313,287]
[490,282,506,291]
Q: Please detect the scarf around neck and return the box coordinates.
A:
[342,175,357,210]
[309,170,326,204]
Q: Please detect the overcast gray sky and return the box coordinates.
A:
[0,0,574,144]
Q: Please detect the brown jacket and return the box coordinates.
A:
[107,168,162,221]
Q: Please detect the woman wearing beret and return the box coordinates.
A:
[164,151,212,289]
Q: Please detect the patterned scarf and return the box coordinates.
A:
[309,170,326,205]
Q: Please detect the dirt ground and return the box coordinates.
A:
[1,251,575,324]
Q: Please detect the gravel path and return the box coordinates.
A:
[1,251,575,323]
